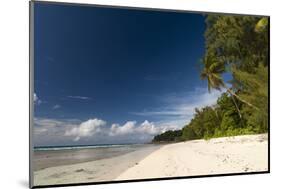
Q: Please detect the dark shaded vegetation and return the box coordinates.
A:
[152,130,183,143]
[152,15,268,143]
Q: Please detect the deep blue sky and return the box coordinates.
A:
[33,3,222,145]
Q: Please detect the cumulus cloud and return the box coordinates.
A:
[65,119,106,141]
[34,93,42,105]
[137,120,158,135]
[109,120,177,138]
[33,88,225,146]
[109,121,136,136]
[33,117,179,146]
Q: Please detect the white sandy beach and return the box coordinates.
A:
[34,134,268,186]
[117,134,268,180]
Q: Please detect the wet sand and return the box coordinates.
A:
[33,144,162,186]
[34,145,153,171]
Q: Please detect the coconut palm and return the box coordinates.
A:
[255,17,268,33]
[200,54,258,114]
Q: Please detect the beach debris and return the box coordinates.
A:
[75,169,85,172]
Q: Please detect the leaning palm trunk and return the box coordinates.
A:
[225,87,259,110]
[230,94,242,118]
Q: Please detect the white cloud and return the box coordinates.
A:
[34,127,48,135]
[65,119,106,141]
[34,93,38,101]
[131,87,224,127]
[52,104,61,109]
[109,121,136,136]
[33,117,182,146]
[33,88,225,146]
[67,96,91,100]
[109,120,177,137]
[34,118,64,128]
[33,118,78,145]
[34,93,42,105]
[137,120,158,135]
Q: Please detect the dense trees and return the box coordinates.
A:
[152,130,182,143]
[152,15,268,143]
[203,15,268,135]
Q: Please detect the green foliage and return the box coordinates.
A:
[232,65,268,110]
[200,53,225,92]
[213,127,255,138]
[233,65,268,133]
[255,18,269,33]
[181,126,198,140]
[205,15,268,72]
[152,15,268,143]
[200,14,269,138]
[152,130,182,143]
[217,93,242,132]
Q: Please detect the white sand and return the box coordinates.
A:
[33,134,268,186]
[116,134,268,180]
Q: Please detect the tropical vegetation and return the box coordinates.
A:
[152,15,268,143]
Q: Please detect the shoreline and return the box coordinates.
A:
[33,134,268,186]
[33,144,162,186]
[33,144,160,171]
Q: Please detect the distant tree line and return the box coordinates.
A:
[152,15,268,143]
[152,130,183,143]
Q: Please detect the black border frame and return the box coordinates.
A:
[29,1,270,188]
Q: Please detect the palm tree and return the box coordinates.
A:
[255,17,268,33]
[200,54,259,115]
